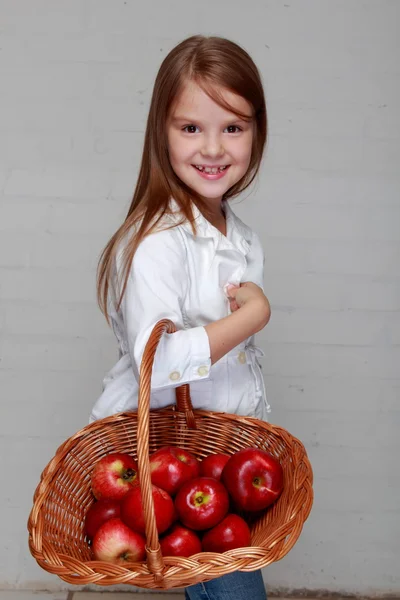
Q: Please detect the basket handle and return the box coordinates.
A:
[136,319,197,579]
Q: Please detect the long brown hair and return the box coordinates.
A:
[97,35,268,323]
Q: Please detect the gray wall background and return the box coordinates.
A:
[0,0,399,595]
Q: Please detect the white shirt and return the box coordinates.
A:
[89,197,271,423]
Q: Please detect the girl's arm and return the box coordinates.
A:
[121,229,269,390]
[121,228,211,391]
[205,283,270,364]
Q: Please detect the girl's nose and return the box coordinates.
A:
[201,134,224,158]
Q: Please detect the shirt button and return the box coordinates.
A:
[238,351,246,364]
[197,366,209,376]
[169,371,181,381]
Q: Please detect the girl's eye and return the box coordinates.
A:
[182,125,199,134]
[225,125,242,133]
[182,125,243,134]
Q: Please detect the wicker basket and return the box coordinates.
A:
[28,319,313,590]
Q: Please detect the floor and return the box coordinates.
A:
[0,594,373,600]
[0,594,185,600]
[0,593,369,600]
[0,593,313,600]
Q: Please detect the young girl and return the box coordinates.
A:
[91,35,271,600]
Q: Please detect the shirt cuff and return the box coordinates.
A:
[150,325,212,390]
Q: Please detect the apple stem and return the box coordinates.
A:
[123,469,137,480]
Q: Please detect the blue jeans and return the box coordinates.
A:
[184,569,267,600]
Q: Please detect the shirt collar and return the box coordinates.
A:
[167,197,251,255]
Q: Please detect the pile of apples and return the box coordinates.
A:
[85,446,284,565]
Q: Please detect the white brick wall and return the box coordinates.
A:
[0,0,399,595]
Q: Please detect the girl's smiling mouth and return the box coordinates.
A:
[192,164,231,179]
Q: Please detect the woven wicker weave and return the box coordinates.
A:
[28,319,313,589]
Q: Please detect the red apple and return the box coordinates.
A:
[90,452,138,501]
[160,523,202,557]
[202,514,251,553]
[120,483,175,535]
[199,453,230,481]
[221,447,283,511]
[84,498,121,539]
[92,517,146,564]
[175,476,229,531]
[149,446,200,496]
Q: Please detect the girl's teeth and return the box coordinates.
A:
[195,165,227,173]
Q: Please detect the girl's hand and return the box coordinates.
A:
[206,282,271,364]
[226,284,241,312]
[227,282,270,317]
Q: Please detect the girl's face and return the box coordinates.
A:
[166,81,254,211]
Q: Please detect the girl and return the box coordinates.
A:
[91,35,271,600]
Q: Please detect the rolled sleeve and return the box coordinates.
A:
[120,228,211,391]
[152,324,211,389]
